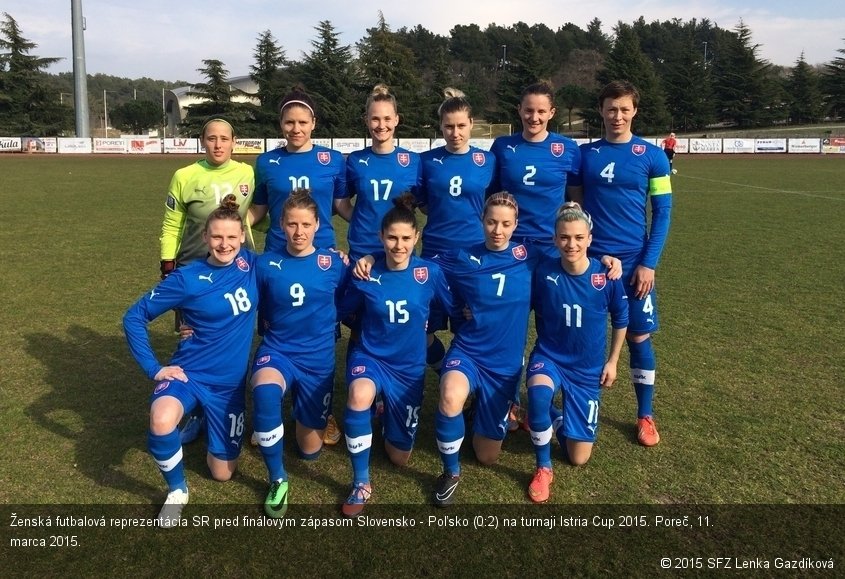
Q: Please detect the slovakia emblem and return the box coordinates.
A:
[591,273,607,290]
[239,184,249,196]
[472,152,486,167]
[445,359,461,368]
[256,355,271,366]
[351,365,366,376]
[317,151,331,165]
[153,381,170,394]
[236,256,250,272]
[413,267,429,284]
[317,254,332,271]
[632,144,646,156]
[512,244,527,261]
[551,142,564,157]
[397,152,410,167]
[529,362,545,371]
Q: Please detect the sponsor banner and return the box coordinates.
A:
[574,138,591,146]
[688,138,723,153]
[93,138,127,153]
[23,137,58,153]
[0,137,23,152]
[331,138,366,154]
[265,138,286,150]
[398,138,431,153]
[233,138,265,154]
[642,137,658,146]
[126,138,162,153]
[822,137,845,154]
[431,138,446,149]
[674,138,689,154]
[58,138,93,153]
[365,137,399,148]
[163,138,198,153]
[721,139,755,154]
[754,138,787,153]
[312,138,332,149]
[787,138,821,153]
[469,138,494,150]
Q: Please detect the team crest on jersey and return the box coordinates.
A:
[551,142,565,157]
[512,244,527,261]
[153,381,170,394]
[529,362,545,371]
[351,365,366,376]
[445,359,461,368]
[413,267,429,284]
[236,256,250,272]
[397,152,410,167]
[317,151,331,165]
[632,144,646,156]
[317,254,332,271]
[591,273,607,290]
[472,152,486,167]
[239,184,250,196]
[256,355,271,366]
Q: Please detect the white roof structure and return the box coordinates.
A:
[163,75,259,136]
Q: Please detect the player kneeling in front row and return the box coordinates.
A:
[123,195,257,526]
[525,202,628,502]
[250,190,349,518]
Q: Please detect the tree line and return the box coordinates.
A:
[2,11,844,138]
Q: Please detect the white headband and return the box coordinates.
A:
[281,99,315,116]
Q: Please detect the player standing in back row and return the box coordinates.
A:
[569,80,673,447]
[490,81,581,256]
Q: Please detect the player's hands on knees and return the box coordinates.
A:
[600,362,618,388]
[353,255,375,280]
[631,265,655,300]
[155,365,188,383]
[601,255,623,280]
[160,260,176,280]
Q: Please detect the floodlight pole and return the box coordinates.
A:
[71,0,90,137]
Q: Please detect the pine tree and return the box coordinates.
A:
[249,30,288,136]
[786,53,823,125]
[822,39,845,120]
[180,59,256,137]
[0,12,69,135]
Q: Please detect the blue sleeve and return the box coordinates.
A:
[253,158,268,205]
[122,274,186,380]
[343,154,357,199]
[333,154,348,200]
[432,265,456,317]
[642,194,672,269]
[337,279,364,321]
[608,279,629,329]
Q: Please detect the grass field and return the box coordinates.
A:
[0,153,843,575]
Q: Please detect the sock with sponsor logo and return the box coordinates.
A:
[343,407,372,485]
[629,338,656,418]
[148,429,187,492]
[253,384,286,482]
[435,409,464,476]
[527,385,554,469]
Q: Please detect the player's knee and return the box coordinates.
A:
[568,453,592,467]
[627,332,650,344]
[149,411,178,436]
[476,452,499,466]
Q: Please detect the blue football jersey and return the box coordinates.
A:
[434,241,539,374]
[256,247,349,365]
[575,137,672,267]
[344,147,422,258]
[417,146,497,258]
[339,255,453,377]
[123,249,258,386]
[531,257,628,382]
[491,132,581,244]
[254,145,347,252]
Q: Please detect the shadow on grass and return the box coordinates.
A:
[24,324,166,501]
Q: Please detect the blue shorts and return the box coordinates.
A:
[346,351,424,452]
[251,346,334,430]
[442,347,522,441]
[526,355,601,443]
[150,377,245,460]
[621,257,659,335]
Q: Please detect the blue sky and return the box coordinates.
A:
[5,0,844,82]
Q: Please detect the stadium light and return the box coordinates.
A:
[702,42,708,69]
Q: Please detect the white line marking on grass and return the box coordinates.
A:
[679,175,845,201]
